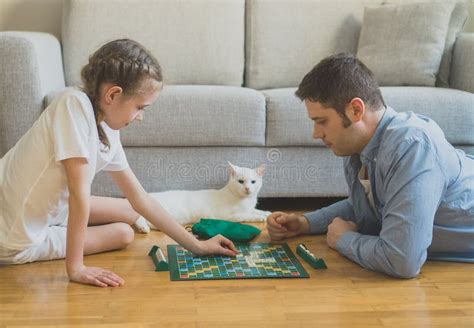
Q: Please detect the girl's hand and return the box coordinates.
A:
[68,265,124,287]
[196,235,239,257]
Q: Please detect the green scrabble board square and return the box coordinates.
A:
[167,243,309,281]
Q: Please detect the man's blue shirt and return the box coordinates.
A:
[305,107,474,278]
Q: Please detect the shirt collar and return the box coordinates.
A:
[360,106,396,162]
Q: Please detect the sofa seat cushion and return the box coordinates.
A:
[120,85,266,147]
[264,87,474,147]
[92,146,347,197]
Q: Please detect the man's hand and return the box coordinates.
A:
[266,212,310,241]
[327,217,357,249]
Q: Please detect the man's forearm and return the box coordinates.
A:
[336,232,425,279]
[304,198,355,234]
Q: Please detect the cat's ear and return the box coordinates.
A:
[228,161,238,177]
[256,164,266,176]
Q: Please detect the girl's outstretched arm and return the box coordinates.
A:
[63,158,124,287]
[109,168,238,256]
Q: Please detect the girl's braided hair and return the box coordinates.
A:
[81,39,162,151]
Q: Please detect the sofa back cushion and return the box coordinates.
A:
[62,0,245,87]
[245,0,385,90]
[245,0,468,90]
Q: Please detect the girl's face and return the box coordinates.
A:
[99,80,162,130]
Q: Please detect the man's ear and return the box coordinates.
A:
[346,98,365,123]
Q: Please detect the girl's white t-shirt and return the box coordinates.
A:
[0,88,129,250]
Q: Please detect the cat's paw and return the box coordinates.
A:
[134,216,150,234]
[262,210,272,217]
[253,210,272,222]
[252,213,269,222]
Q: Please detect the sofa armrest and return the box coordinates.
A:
[0,32,65,157]
[450,33,474,93]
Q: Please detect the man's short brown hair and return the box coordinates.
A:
[295,53,386,125]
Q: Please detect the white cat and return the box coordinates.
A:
[134,162,272,233]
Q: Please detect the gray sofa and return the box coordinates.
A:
[1,0,473,198]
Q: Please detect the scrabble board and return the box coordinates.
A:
[167,243,309,281]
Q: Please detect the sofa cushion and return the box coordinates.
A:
[357,1,455,86]
[62,0,245,87]
[245,0,382,90]
[450,33,474,94]
[381,87,474,145]
[44,86,265,147]
[437,2,469,88]
[120,85,266,147]
[264,88,322,147]
[0,32,65,157]
[264,87,474,146]
[92,147,347,197]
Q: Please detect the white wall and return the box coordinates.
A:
[0,0,63,37]
[0,0,473,40]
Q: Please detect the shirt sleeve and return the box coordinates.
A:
[336,137,446,278]
[52,93,92,163]
[304,198,356,234]
[102,132,129,172]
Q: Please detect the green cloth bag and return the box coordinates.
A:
[191,218,261,243]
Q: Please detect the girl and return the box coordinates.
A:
[0,39,238,287]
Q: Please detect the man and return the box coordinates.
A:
[267,53,474,278]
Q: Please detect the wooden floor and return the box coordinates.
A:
[1,209,473,327]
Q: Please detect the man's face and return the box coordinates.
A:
[305,100,359,156]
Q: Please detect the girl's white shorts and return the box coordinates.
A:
[0,226,67,265]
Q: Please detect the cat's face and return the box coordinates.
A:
[227,162,265,198]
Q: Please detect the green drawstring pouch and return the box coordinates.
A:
[191,218,261,243]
